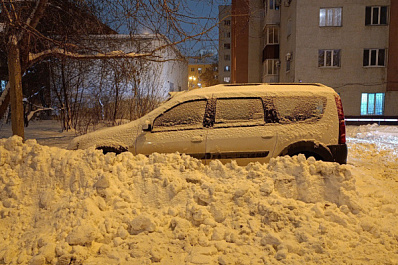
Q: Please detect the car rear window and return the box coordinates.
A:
[153,100,206,131]
[273,96,326,123]
[214,98,265,126]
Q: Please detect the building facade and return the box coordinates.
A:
[230,0,398,117]
[218,5,232,84]
[188,62,218,89]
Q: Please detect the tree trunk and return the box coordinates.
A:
[7,36,25,139]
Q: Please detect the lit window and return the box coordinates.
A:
[319,7,342,27]
[224,66,230,72]
[0,80,7,92]
[198,67,202,74]
[361,93,384,115]
[363,49,385,67]
[318,49,341,67]
[224,77,230,83]
[365,6,388,25]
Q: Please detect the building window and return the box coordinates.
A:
[224,43,230,49]
[265,59,278,75]
[224,54,230,61]
[365,6,388,25]
[191,68,195,72]
[287,19,292,37]
[226,32,231,38]
[0,80,7,92]
[169,82,175,92]
[224,66,230,72]
[361,93,384,115]
[224,20,231,26]
[269,0,280,10]
[318,49,341,67]
[223,77,231,83]
[286,60,290,72]
[198,67,202,74]
[266,26,279,44]
[363,49,385,67]
[319,7,342,27]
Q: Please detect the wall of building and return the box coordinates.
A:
[279,0,297,83]
[247,0,264,82]
[280,0,390,116]
[231,0,249,83]
[387,0,398,91]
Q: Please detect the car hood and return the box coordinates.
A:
[67,119,142,151]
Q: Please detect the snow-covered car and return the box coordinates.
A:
[68,83,347,165]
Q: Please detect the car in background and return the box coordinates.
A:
[68,83,347,165]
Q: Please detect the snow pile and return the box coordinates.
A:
[1,136,398,264]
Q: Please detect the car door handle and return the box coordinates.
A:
[261,135,274,139]
[191,136,203,143]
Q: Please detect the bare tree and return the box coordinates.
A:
[0,0,228,138]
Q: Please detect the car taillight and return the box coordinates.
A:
[334,94,346,144]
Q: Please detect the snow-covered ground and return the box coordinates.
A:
[0,121,397,264]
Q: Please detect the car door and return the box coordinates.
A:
[135,99,208,159]
[205,97,278,165]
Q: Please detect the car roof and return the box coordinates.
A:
[170,83,336,102]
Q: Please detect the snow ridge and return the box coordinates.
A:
[0,136,397,264]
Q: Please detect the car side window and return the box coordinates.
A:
[214,98,265,127]
[153,100,207,132]
[273,96,327,123]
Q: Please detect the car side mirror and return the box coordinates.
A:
[142,120,152,131]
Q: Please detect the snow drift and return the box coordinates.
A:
[0,134,397,264]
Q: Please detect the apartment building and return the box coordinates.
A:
[230,0,398,117]
[218,5,232,84]
[188,62,218,89]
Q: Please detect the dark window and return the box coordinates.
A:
[318,49,341,67]
[224,20,230,26]
[365,6,388,25]
[363,49,385,66]
[224,43,231,49]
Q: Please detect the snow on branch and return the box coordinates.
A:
[28,48,155,65]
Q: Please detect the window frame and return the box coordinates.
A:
[361,93,385,115]
[363,49,386,67]
[318,49,341,68]
[265,59,279,75]
[319,7,342,27]
[266,26,279,45]
[365,6,388,25]
[269,0,280,10]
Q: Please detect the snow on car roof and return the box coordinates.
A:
[173,83,336,101]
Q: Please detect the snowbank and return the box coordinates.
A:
[1,134,397,264]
